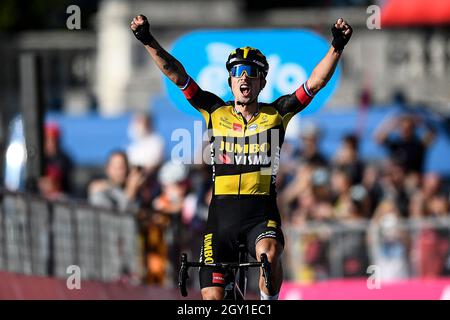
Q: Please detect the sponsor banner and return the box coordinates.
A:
[164,30,341,116]
[280,278,450,300]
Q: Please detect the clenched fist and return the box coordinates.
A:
[331,18,353,51]
[130,14,154,45]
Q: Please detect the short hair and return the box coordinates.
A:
[107,149,129,167]
[343,133,359,150]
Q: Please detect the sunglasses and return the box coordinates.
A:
[229,64,262,78]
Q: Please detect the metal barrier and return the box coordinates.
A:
[284,217,450,283]
[2,189,450,286]
[0,191,141,283]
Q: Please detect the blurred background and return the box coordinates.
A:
[1,0,450,299]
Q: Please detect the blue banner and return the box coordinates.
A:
[163,29,341,116]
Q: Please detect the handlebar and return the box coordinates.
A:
[178,252,273,298]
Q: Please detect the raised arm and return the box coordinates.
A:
[374,116,398,145]
[307,18,353,95]
[414,116,437,147]
[130,15,188,87]
[130,14,225,120]
[273,18,353,118]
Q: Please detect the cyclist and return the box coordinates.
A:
[130,15,352,300]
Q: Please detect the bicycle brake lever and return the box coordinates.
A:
[178,253,189,297]
[260,253,274,296]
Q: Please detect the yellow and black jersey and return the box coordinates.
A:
[181,76,314,198]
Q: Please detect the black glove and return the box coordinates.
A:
[331,24,352,51]
[132,15,154,45]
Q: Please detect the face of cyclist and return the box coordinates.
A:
[229,64,266,105]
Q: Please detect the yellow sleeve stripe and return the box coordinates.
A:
[282,112,295,130]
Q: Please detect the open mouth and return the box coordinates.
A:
[240,83,251,97]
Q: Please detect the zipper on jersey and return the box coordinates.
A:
[235,106,257,197]
[238,119,248,198]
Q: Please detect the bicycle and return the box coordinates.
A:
[178,241,273,300]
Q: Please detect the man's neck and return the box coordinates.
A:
[234,100,259,122]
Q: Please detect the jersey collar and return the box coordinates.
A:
[231,103,260,124]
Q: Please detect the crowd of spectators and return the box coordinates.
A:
[278,113,450,283]
[34,111,450,286]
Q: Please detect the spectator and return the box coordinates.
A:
[413,227,450,278]
[330,167,355,220]
[404,171,422,198]
[182,164,211,227]
[362,163,384,216]
[310,167,332,202]
[279,163,314,219]
[368,200,410,281]
[127,112,165,174]
[144,161,190,286]
[298,230,331,283]
[374,114,436,174]
[338,225,369,278]
[294,121,327,167]
[126,113,165,209]
[427,194,449,218]
[333,133,364,184]
[152,161,190,216]
[38,166,66,200]
[289,187,317,226]
[88,150,145,211]
[378,160,409,217]
[422,173,443,201]
[38,122,73,199]
[409,173,443,218]
[333,183,370,278]
[411,190,450,278]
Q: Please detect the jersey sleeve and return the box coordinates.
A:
[271,82,315,130]
[180,76,225,125]
[272,82,315,117]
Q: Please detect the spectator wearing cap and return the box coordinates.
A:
[38,122,73,199]
[152,161,189,214]
[145,161,190,285]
